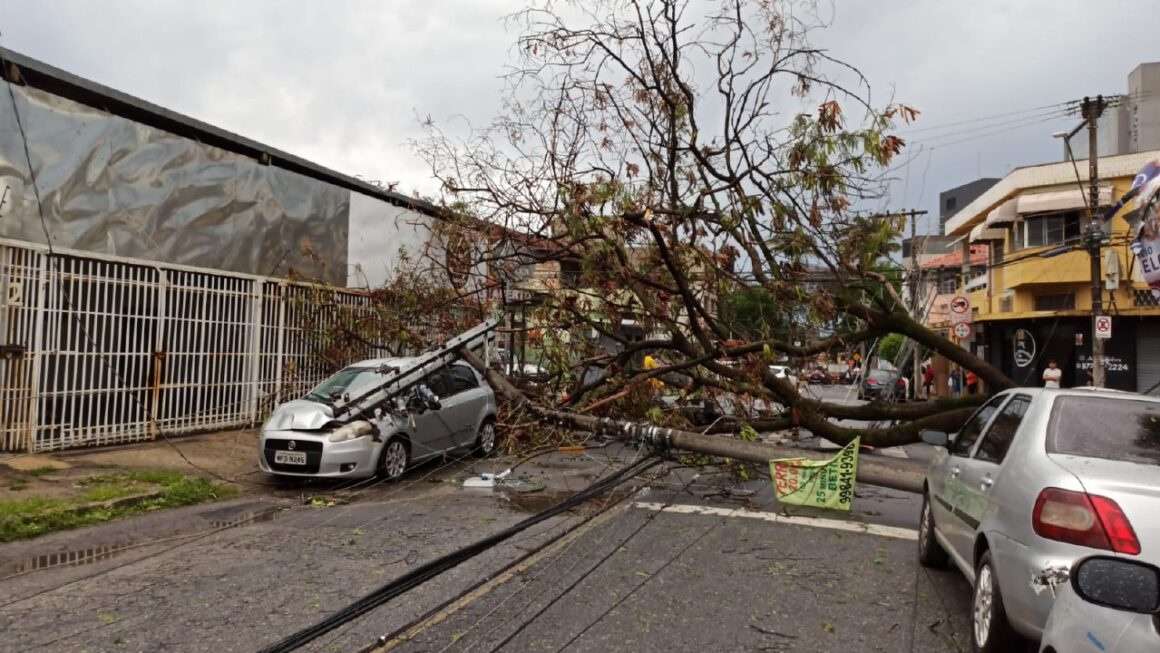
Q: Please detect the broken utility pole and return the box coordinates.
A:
[457,348,925,494]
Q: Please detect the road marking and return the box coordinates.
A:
[631,502,919,540]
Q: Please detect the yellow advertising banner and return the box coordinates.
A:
[769,438,859,511]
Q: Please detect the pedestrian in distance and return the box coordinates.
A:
[965,370,978,395]
[1042,359,1062,389]
[949,369,961,396]
[922,365,934,398]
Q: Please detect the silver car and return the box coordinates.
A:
[258,358,498,481]
[1040,555,1160,653]
[918,388,1160,652]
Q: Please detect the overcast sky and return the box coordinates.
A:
[1,0,1156,236]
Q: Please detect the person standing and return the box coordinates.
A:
[949,369,961,396]
[965,370,978,395]
[1042,359,1062,389]
[922,365,934,398]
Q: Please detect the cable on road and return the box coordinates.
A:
[352,450,660,653]
[480,473,774,653]
[256,454,662,653]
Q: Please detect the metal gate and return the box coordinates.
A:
[1138,332,1160,396]
[0,239,387,453]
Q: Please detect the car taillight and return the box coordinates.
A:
[1032,488,1140,555]
[867,379,878,385]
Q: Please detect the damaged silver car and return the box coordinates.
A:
[918,388,1160,652]
[258,358,498,481]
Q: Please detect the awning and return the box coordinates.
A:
[984,198,1018,226]
[1016,186,1113,215]
[969,225,1006,241]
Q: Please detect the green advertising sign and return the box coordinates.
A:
[769,438,860,511]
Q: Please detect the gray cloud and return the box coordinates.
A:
[1,0,1154,238]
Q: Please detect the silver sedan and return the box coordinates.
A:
[258,359,497,480]
[918,388,1160,652]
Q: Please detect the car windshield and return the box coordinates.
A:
[305,366,383,403]
[867,370,893,382]
[1047,395,1160,466]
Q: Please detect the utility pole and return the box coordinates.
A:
[905,209,929,397]
[1082,96,1107,387]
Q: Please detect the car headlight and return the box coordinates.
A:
[327,420,374,443]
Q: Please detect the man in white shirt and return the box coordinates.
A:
[1042,359,1062,389]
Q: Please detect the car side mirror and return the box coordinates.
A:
[921,430,950,448]
[1072,556,1160,614]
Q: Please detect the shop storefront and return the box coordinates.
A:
[977,316,1152,391]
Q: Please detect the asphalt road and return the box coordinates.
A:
[0,438,973,653]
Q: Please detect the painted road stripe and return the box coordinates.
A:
[631,502,919,541]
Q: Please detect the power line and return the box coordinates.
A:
[906,106,1071,145]
[257,455,662,653]
[897,101,1072,136]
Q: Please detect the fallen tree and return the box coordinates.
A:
[458,346,925,493]
[305,0,1010,450]
[407,0,1008,447]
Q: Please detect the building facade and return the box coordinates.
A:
[940,150,1160,395]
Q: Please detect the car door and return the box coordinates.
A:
[937,394,1008,562]
[953,394,1031,553]
[410,368,456,458]
[442,364,486,447]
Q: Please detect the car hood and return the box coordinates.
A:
[264,399,335,431]
[1049,454,1160,560]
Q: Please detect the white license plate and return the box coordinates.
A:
[274,450,307,465]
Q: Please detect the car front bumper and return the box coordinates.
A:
[258,431,379,479]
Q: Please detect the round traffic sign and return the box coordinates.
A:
[950,296,970,314]
[953,322,971,339]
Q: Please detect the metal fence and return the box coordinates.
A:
[0,239,388,453]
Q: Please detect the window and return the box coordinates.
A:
[1024,211,1081,248]
[951,395,1007,456]
[560,260,583,289]
[1033,293,1076,311]
[945,196,957,212]
[975,395,1030,463]
[423,369,455,397]
[448,365,480,394]
[1048,396,1160,465]
[307,366,383,403]
[1008,222,1022,252]
[939,275,958,294]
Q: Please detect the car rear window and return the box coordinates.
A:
[1047,395,1160,465]
[867,370,893,381]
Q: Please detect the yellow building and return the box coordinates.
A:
[940,150,1160,393]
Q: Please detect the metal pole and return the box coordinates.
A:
[1084,96,1106,388]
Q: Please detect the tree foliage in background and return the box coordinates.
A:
[876,333,904,366]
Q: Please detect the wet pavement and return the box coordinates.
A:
[0,426,974,652]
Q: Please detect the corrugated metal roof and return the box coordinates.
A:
[0,46,441,218]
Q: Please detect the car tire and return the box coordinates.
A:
[376,437,410,482]
[971,551,1023,653]
[917,493,949,568]
[472,419,497,458]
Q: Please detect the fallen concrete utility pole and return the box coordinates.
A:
[458,349,925,495]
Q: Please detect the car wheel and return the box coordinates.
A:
[972,551,1023,653]
[917,493,949,568]
[472,420,497,458]
[377,437,410,482]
